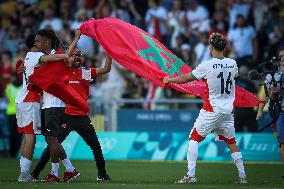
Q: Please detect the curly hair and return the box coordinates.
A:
[209,32,227,51]
[37,29,61,50]
[26,34,36,49]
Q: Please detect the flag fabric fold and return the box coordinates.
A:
[80,17,260,107]
[29,60,88,112]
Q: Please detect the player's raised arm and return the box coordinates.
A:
[96,54,112,76]
[66,29,81,58]
[163,72,197,84]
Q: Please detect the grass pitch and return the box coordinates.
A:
[0,159,283,189]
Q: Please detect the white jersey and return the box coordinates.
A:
[42,92,65,109]
[15,52,44,103]
[192,57,238,114]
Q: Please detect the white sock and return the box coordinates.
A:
[20,156,32,173]
[187,140,199,177]
[62,158,75,172]
[231,152,246,178]
[51,163,59,177]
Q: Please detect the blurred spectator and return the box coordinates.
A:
[70,9,95,57]
[4,72,22,157]
[209,11,228,36]
[39,7,63,32]
[111,0,131,23]
[127,0,144,28]
[145,0,168,42]
[94,0,113,19]
[262,6,283,58]
[253,0,270,32]
[185,0,210,32]
[228,14,257,69]
[98,49,126,100]
[167,0,186,49]
[193,32,211,67]
[228,0,251,28]
[180,43,192,66]
[0,51,14,97]
[234,66,258,132]
[3,25,25,57]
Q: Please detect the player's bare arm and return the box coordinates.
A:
[66,29,81,58]
[163,72,197,84]
[256,99,267,120]
[96,54,112,76]
[39,54,69,64]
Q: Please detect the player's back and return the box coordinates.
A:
[15,52,44,103]
[205,57,238,114]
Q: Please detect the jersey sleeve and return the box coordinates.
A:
[191,61,210,80]
[27,52,45,65]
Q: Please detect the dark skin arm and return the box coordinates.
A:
[163,73,197,84]
[96,54,112,76]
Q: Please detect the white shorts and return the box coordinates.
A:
[16,102,41,134]
[190,109,236,143]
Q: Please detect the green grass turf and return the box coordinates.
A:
[0,159,283,189]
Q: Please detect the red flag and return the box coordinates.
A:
[80,18,260,107]
[29,60,88,112]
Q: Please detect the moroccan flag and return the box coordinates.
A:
[80,18,260,107]
[29,60,88,112]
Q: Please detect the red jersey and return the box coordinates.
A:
[65,67,96,116]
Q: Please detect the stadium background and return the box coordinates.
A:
[0,0,284,188]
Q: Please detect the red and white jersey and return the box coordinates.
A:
[15,52,44,103]
[65,67,96,116]
[191,57,238,114]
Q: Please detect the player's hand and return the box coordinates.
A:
[18,65,26,73]
[256,109,263,120]
[75,29,81,38]
[163,77,170,84]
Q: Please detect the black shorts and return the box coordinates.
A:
[42,107,65,137]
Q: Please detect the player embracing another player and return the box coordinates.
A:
[163,33,247,184]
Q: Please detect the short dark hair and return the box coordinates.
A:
[209,33,227,51]
[37,29,61,50]
[26,34,36,49]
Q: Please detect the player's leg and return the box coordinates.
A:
[216,113,247,183]
[16,103,38,182]
[31,122,72,180]
[42,107,74,182]
[18,132,36,182]
[72,115,110,181]
[176,110,215,184]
